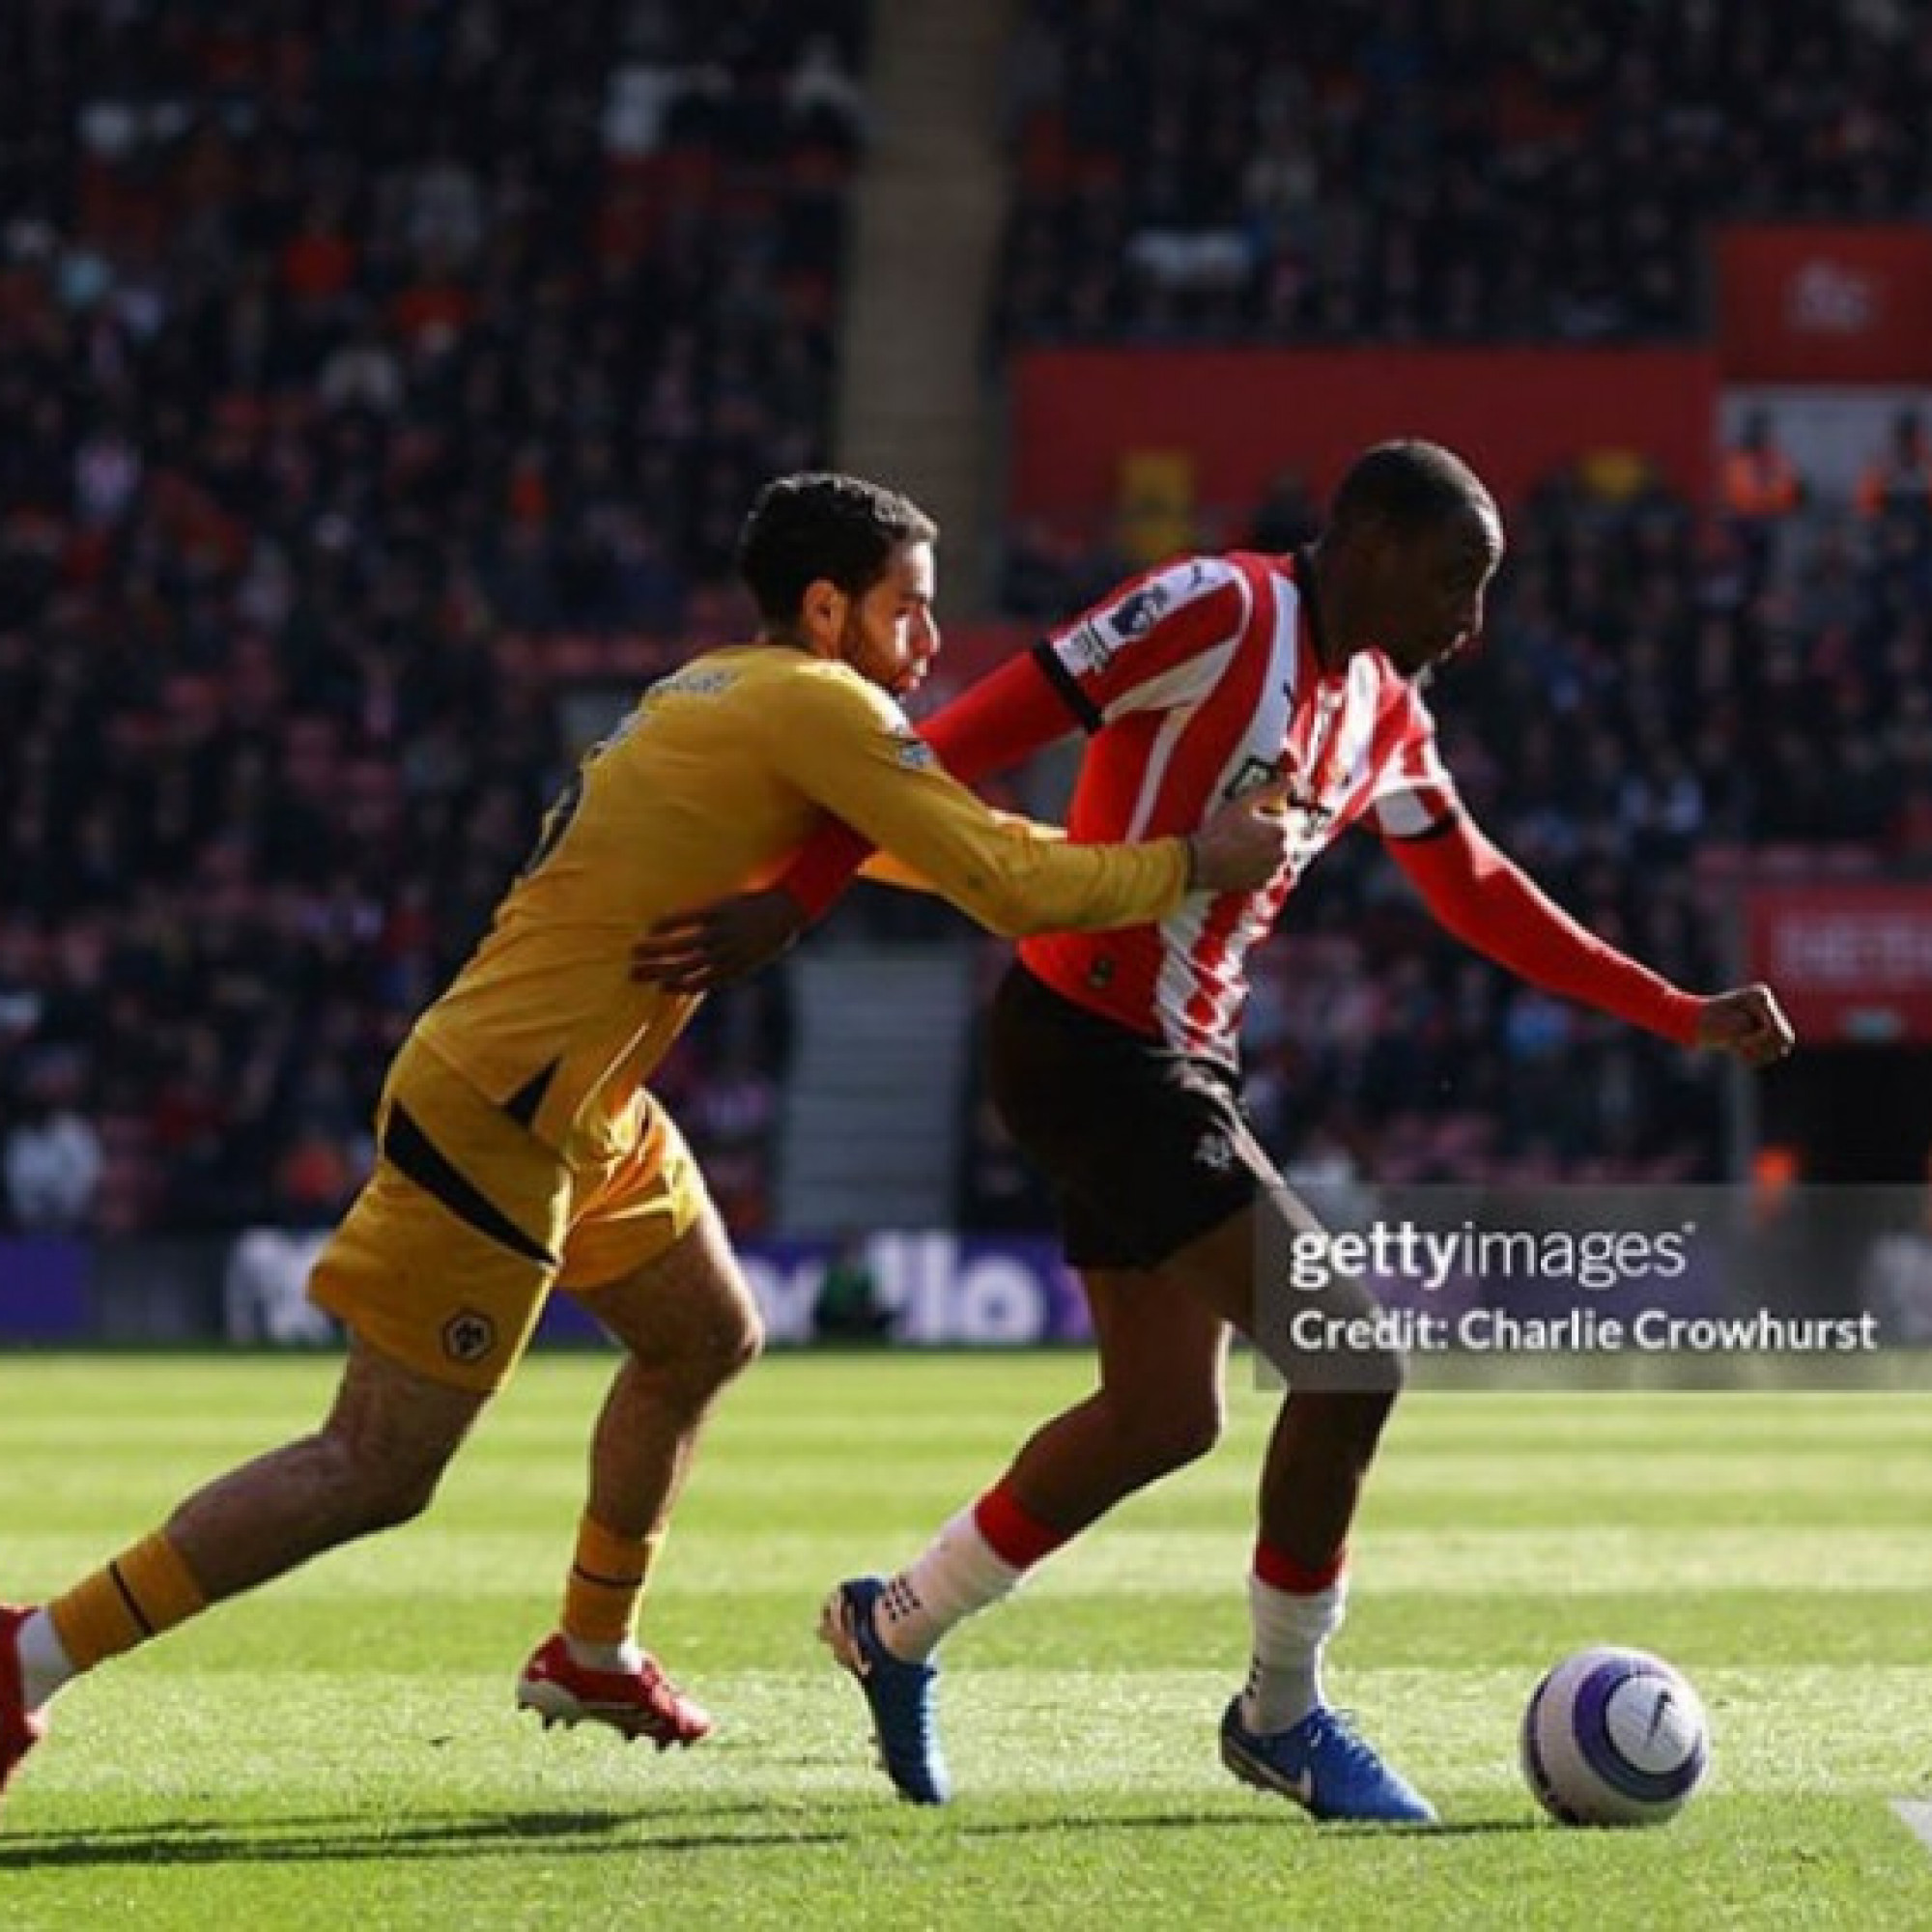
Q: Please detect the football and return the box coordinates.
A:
[1520,1645,1711,1827]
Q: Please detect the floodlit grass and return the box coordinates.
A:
[2,1352,1929,1928]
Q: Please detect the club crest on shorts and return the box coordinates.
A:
[1195,1129,1236,1173]
[442,1308,497,1365]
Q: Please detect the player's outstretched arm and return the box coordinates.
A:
[774,648,1084,923]
[1388,810,1795,1062]
[633,782,1294,993]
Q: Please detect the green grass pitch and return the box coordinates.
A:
[3,1351,1931,1928]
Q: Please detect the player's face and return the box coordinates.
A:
[837,540,940,698]
[1374,504,1504,680]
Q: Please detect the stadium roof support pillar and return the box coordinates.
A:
[835,0,1017,622]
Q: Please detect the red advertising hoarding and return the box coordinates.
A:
[1747,883,1932,1042]
[1717,226,1932,384]
[1010,346,1719,525]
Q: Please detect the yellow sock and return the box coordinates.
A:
[48,1532,209,1671]
[562,1515,662,1648]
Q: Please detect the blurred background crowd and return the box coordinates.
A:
[4,0,1929,1239]
[996,0,1932,344]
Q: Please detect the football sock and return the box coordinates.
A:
[1240,1539,1349,1735]
[14,1609,75,1711]
[873,1481,1068,1663]
[46,1532,209,1680]
[561,1514,660,1670]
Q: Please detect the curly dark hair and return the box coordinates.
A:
[736,472,939,624]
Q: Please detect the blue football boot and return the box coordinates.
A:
[819,1577,952,1805]
[1220,1698,1437,1824]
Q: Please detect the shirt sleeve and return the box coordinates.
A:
[1388,811,1702,1044]
[923,648,1080,782]
[1037,555,1251,727]
[779,649,1080,919]
[767,664,1191,939]
[1366,680,1463,840]
[857,811,1062,895]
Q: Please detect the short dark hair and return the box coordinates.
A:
[736,472,938,624]
[1329,440,1494,537]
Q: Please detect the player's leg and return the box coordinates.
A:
[517,1112,762,1748]
[862,1267,1230,1668]
[1154,1199,1431,1823]
[820,964,1242,1802]
[1003,1267,1232,1523]
[4,1036,570,1809]
[972,968,1422,1816]
[3,1338,486,1804]
[573,1201,762,1570]
[821,1203,1232,1805]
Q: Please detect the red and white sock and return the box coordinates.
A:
[1239,1540,1349,1735]
[873,1482,1068,1663]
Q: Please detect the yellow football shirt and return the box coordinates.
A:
[413,644,1189,1155]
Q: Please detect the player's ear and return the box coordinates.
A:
[799,578,850,656]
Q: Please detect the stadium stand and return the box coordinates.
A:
[996,0,1932,344]
[0,0,847,1232]
[6,0,1930,1236]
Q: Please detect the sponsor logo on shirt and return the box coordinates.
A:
[1225,755,1285,801]
[1227,753,1335,880]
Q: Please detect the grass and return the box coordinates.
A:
[2,1352,1930,1928]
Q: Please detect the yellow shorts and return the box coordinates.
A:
[310,1037,707,1392]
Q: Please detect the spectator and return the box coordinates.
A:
[1855,410,1932,532]
[4,1056,104,1234]
[812,1234,897,1344]
[1719,409,1804,593]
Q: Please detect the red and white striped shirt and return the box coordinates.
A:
[776,551,1703,1059]
[1020,550,1457,1063]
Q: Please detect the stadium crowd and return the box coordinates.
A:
[5,0,1929,1237]
[0,0,849,1233]
[998,0,1932,343]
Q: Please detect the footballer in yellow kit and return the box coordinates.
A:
[0,471,1300,1812]
[311,543,1206,1391]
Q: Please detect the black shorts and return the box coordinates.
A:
[984,963,1272,1270]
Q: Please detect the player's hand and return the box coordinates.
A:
[630,889,808,994]
[1693,983,1796,1067]
[1187,779,1297,893]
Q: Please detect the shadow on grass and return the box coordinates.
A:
[0,1802,850,1869]
[958,1810,1536,1842]
[1,1798,1538,1870]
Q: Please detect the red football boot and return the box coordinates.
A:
[1,1605,48,1807]
[515,1634,714,1749]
